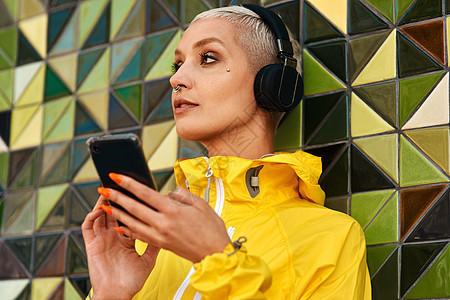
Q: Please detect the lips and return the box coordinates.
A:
[173,98,199,114]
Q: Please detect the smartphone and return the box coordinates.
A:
[86,133,157,213]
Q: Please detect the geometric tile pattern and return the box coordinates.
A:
[0,0,449,299]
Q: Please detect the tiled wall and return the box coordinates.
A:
[0,0,448,299]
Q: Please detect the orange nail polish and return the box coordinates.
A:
[94,206,103,211]
[109,173,122,184]
[97,187,111,198]
[114,227,125,235]
[100,204,113,215]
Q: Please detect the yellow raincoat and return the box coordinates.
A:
[86,151,371,299]
[131,151,371,299]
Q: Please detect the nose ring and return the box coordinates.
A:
[173,85,181,93]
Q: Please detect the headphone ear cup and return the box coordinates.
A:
[254,64,303,112]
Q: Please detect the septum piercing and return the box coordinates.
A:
[174,85,181,93]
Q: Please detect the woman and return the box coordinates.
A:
[82,5,371,299]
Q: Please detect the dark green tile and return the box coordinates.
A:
[44,65,72,101]
[17,30,42,66]
[77,48,105,88]
[0,1,14,27]
[114,84,142,122]
[71,137,90,179]
[143,78,172,123]
[34,233,63,272]
[73,181,101,209]
[153,170,174,190]
[5,236,33,271]
[74,102,102,136]
[178,139,208,160]
[307,41,347,83]
[108,93,139,130]
[70,276,91,298]
[0,242,27,278]
[38,195,66,232]
[146,91,173,124]
[399,0,442,25]
[68,190,90,228]
[367,244,397,276]
[270,1,300,40]
[349,0,390,35]
[318,147,349,197]
[82,2,110,49]
[372,248,399,300]
[143,30,177,75]
[48,7,76,52]
[36,236,66,276]
[0,151,9,188]
[9,149,39,191]
[303,1,344,43]
[145,0,177,34]
[40,143,72,186]
[324,197,348,213]
[66,235,88,274]
[0,111,10,147]
[114,47,142,85]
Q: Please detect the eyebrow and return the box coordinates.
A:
[175,37,225,56]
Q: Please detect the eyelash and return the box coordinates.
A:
[171,52,217,74]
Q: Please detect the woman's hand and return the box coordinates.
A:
[81,196,160,300]
[98,173,231,263]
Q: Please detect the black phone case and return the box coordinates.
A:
[86,133,157,213]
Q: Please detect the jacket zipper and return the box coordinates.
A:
[173,158,225,300]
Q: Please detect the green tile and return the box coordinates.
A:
[44,65,72,101]
[397,33,443,78]
[77,47,105,88]
[0,68,15,109]
[115,0,145,42]
[0,1,14,27]
[397,0,415,21]
[17,30,42,66]
[68,190,89,228]
[114,47,142,84]
[48,7,76,52]
[9,149,39,191]
[36,184,68,230]
[319,147,349,197]
[108,93,139,129]
[163,0,180,20]
[66,236,88,274]
[303,1,343,43]
[0,27,16,62]
[367,244,397,276]
[405,245,450,298]
[307,41,347,83]
[5,236,33,271]
[34,233,62,272]
[74,102,102,136]
[145,0,177,34]
[36,235,66,276]
[3,0,17,19]
[365,191,398,245]
[50,7,77,54]
[40,142,72,186]
[0,152,8,188]
[39,195,66,232]
[399,72,444,127]
[349,0,390,35]
[183,0,208,23]
[64,278,82,300]
[4,194,34,236]
[351,189,395,229]
[274,103,301,150]
[365,0,394,23]
[372,248,399,300]
[82,2,110,49]
[399,135,448,187]
[399,0,442,25]
[324,197,348,214]
[143,30,177,75]
[110,39,142,80]
[0,243,28,278]
[114,84,142,121]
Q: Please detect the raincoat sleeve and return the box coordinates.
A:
[189,243,272,299]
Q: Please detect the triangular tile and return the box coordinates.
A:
[36,184,68,230]
[182,0,209,23]
[50,6,77,55]
[403,73,449,129]
[274,103,302,150]
[3,191,32,228]
[110,39,142,81]
[401,242,446,296]
[145,0,177,34]
[324,197,348,214]
[67,190,90,228]
[145,90,173,124]
[399,135,448,187]
[4,237,32,271]
[348,30,390,82]
[351,145,395,193]
[48,281,64,300]
[364,0,394,23]
[400,184,447,240]
[38,195,66,231]
[349,0,390,35]
[0,0,14,27]
[34,233,62,272]
[108,92,138,129]
[353,80,396,126]
[73,181,101,209]
[14,62,42,104]
[308,0,348,34]
[70,138,91,181]
[397,32,443,78]
[371,248,399,298]
[36,236,66,276]
[74,101,102,136]
[114,0,145,42]
[145,30,182,80]
[0,69,14,110]
[397,0,415,22]
[303,49,346,96]
[405,127,449,174]
[399,0,442,25]
[0,111,11,147]
[3,0,17,19]
[64,278,82,300]
[0,152,9,187]
[114,46,142,84]
[0,27,17,64]
[142,30,177,75]
[8,150,39,190]
[17,0,45,20]
[153,170,174,191]
[114,84,142,121]
[110,0,137,39]
[143,78,172,122]
[399,71,444,127]
[148,125,178,170]
[364,191,398,245]
[10,105,43,151]
[40,141,71,185]
[47,7,76,52]
[66,236,88,274]
[406,189,449,242]
[72,157,98,183]
[7,149,36,187]
[14,62,45,107]
[318,146,349,197]
[0,242,27,278]
[43,97,75,143]
[44,65,72,101]
[306,143,347,174]
[307,41,347,83]
[78,0,109,48]
[401,19,445,65]
[48,53,77,92]
[4,195,34,236]
[19,14,47,59]
[351,93,394,137]
[405,246,450,298]
[0,279,29,300]
[77,90,109,130]
[354,134,398,182]
[367,245,397,277]
[352,29,396,86]
[69,276,91,299]
[76,47,105,88]
[78,48,110,94]
[82,2,110,49]
[351,189,395,229]
[161,0,180,20]
[142,121,175,160]
[30,277,63,300]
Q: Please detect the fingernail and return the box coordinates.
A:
[114,227,126,235]
[100,204,113,215]
[109,173,122,184]
[94,206,103,211]
[97,187,111,198]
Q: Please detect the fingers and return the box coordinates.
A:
[81,209,106,242]
[169,187,204,207]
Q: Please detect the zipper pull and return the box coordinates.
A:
[203,157,213,178]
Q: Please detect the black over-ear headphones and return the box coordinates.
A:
[242,4,303,112]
